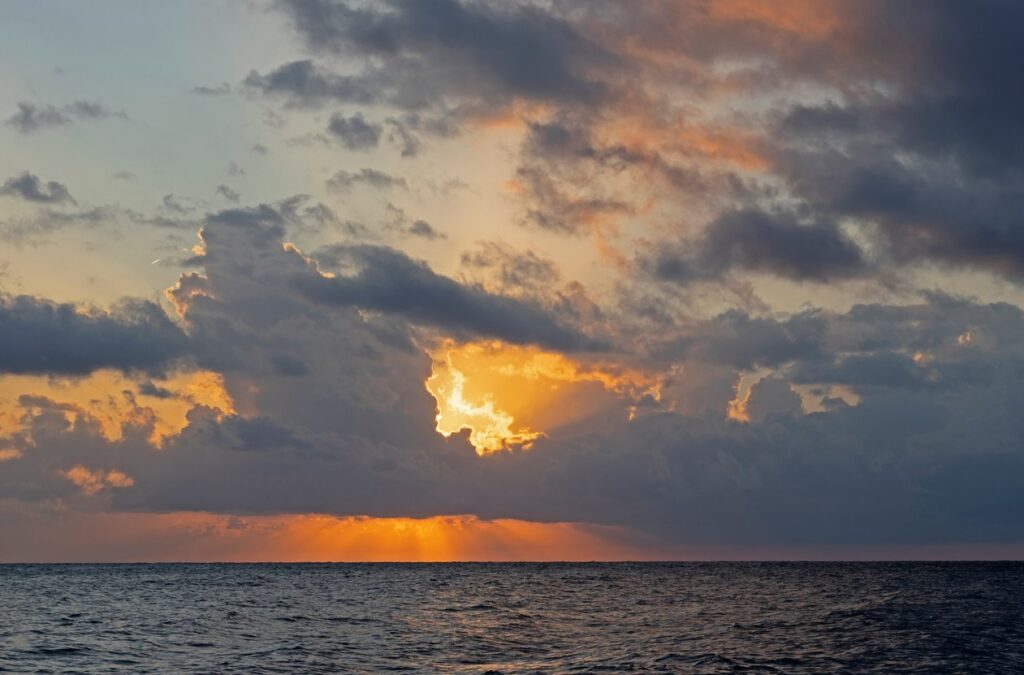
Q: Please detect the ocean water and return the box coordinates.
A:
[1,562,1022,673]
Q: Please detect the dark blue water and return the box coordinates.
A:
[1,562,1022,673]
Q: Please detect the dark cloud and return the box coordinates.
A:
[275,0,612,107]
[652,293,1024,399]
[407,219,444,240]
[206,415,312,452]
[274,194,342,234]
[242,59,378,108]
[851,1,1024,179]
[0,295,188,376]
[326,113,381,150]
[161,194,194,215]
[0,173,75,205]
[243,0,615,140]
[191,83,231,96]
[326,168,406,192]
[137,381,176,399]
[651,210,868,285]
[665,309,827,372]
[747,1,1024,283]
[790,352,929,390]
[5,101,126,133]
[298,244,603,351]
[385,118,423,157]
[524,120,645,169]
[771,145,1024,281]
[216,185,241,203]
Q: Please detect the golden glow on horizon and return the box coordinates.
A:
[0,511,663,563]
[426,341,663,454]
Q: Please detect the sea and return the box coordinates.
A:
[1,562,1022,673]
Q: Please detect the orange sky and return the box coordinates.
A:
[0,510,675,563]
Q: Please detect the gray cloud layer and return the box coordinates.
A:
[0,296,188,376]
[3,203,1024,550]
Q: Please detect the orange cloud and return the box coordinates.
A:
[726,371,762,423]
[709,0,842,41]
[61,465,135,495]
[0,369,234,448]
[593,111,771,172]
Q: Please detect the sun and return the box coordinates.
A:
[425,340,664,455]
[426,347,543,454]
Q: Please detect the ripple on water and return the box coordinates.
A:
[0,562,1022,673]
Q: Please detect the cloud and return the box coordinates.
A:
[385,118,423,157]
[249,0,613,121]
[407,219,444,240]
[8,0,1024,557]
[63,465,134,496]
[0,206,118,246]
[460,242,560,293]
[242,59,378,107]
[0,173,75,205]
[772,144,1024,281]
[216,185,240,203]
[4,206,1024,551]
[260,0,1024,287]
[326,113,381,150]
[161,194,194,215]
[297,244,603,351]
[6,101,126,133]
[191,83,231,96]
[650,209,869,285]
[326,168,406,192]
[0,295,189,376]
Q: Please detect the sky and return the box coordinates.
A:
[2,0,1024,562]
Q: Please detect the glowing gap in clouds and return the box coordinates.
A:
[426,347,542,454]
[426,341,664,455]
